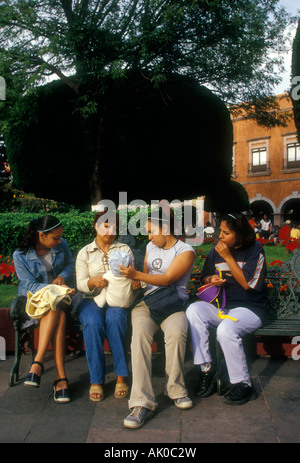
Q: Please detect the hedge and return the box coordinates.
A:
[0,210,150,257]
[0,211,97,256]
[0,207,198,260]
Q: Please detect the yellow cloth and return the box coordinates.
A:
[26,284,72,319]
[216,298,238,322]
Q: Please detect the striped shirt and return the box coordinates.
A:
[201,241,267,317]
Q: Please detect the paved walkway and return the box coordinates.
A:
[0,351,300,445]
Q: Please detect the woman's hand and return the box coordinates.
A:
[88,276,108,291]
[215,241,232,260]
[206,275,226,286]
[215,241,250,291]
[53,277,76,295]
[131,281,141,291]
[61,285,76,296]
[53,276,65,286]
[119,264,137,280]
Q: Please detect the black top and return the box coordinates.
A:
[201,241,267,320]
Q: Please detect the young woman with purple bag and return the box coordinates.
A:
[186,213,267,405]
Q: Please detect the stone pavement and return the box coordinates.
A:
[0,351,300,445]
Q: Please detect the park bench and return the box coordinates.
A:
[8,249,300,388]
[8,294,83,387]
[9,295,35,386]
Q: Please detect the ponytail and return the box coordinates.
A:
[17,215,61,251]
[148,200,175,235]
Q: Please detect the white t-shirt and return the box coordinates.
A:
[145,240,195,300]
[260,219,272,231]
[40,250,54,283]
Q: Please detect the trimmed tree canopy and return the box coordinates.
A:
[1,1,295,206]
[204,180,250,214]
[6,73,233,207]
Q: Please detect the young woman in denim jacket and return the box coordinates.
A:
[13,215,75,403]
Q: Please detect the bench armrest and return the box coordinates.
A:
[9,296,29,323]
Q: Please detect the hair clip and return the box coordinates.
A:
[227,214,237,220]
[37,222,61,233]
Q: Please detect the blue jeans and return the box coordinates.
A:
[77,298,129,384]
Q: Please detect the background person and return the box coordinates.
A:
[269,225,280,242]
[248,216,256,230]
[260,214,272,239]
[13,215,75,403]
[278,220,291,242]
[290,224,300,240]
[204,221,215,239]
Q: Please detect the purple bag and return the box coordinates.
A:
[196,268,226,309]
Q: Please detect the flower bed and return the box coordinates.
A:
[0,255,18,284]
[257,237,300,253]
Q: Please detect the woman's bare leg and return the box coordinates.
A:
[28,308,62,377]
[52,310,68,391]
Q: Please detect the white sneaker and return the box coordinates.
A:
[124,406,157,429]
[174,396,193,409]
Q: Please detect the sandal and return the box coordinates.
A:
[89,384,104,402]
[53,378,70,404]
[114,382,129,399]
[24,361,44,387]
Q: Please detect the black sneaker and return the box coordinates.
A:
[195,365,217,397]
[223,381,258,405]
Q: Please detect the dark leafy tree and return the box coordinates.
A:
[204,180,251,215]
[0,1,295,205]
[5,73,233,207]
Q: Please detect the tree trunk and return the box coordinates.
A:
[79,104,108,207]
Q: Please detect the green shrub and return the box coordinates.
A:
[0,211,96,256]
[0,210,150,257]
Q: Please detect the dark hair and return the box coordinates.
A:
[220,212,256,248]
[93,210,120,234]
[18,215,62,251]
[147,203,175,235]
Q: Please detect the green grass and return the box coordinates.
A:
[263,245,290,264]
[0,284,18,307]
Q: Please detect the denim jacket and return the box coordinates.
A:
[13,238,75,297]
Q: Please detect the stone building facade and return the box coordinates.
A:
[232,94,300,226]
